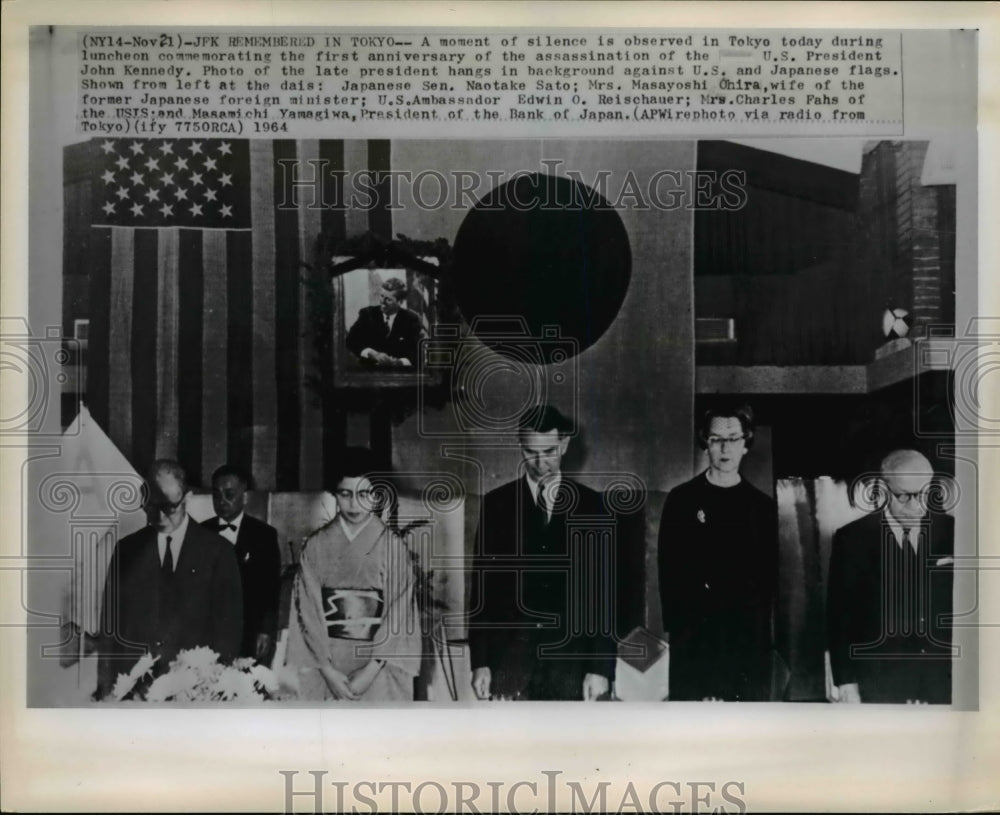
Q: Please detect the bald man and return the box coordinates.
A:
[827,450,954,704]
[96,459,243,699]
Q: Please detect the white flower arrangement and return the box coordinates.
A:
[109,646,281,703]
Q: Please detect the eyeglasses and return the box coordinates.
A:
[334,488,374,502]
[886,485,930,505]
[707,435,745,447]
[143,496,185,515]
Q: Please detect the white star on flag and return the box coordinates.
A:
[92,137,250,229]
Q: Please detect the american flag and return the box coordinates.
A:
[68,137,394,490]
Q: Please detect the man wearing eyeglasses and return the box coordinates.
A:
[95,459,243,699]
[657,404,777,701]
[827,449,954,704]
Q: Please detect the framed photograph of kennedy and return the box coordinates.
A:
[332,264,441,388]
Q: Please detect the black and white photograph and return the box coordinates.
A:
[2,4,997,813]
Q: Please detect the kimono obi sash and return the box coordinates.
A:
[321,587,385,641]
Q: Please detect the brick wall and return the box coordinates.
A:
[859,141,954,340]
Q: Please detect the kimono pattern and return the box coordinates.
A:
[286,516,421,701]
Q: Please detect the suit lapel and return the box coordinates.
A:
[173,521,205,579]
[139,526,160,568]
[520,478,544,526]
[234,517,250,561]
[376,310,390,341]
[209,514,245,561]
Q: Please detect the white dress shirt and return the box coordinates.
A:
[886,512,920,553]
[216,511,244,545]
[158,514,190,570]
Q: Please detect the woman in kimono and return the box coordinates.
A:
[286,454,421,701]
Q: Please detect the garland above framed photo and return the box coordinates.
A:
[306,232,456,391]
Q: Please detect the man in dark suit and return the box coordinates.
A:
[468,405,617,701]
[202,464,282,664]
[827,449,954,704]
[96,459,242,699]
[345,276,423,368]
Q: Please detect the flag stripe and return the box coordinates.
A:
[177,229,204,485]
[343,140,370,238]
[368,140,393,241]
[87,224,113,446]
[297,139,324,490]
[108,228,135,460]
[273,139,301,490]
[226,230,254,474]
[131,229,159,474]
[250,141,279,489]
[319,139,347,243]
[155,227,180,461]
[319,139,348,484]
[201,229,229,483]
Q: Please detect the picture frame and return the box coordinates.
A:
[331,261,443,389]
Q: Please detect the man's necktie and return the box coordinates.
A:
[219,522,236,532]
[162,535,174,574]
[537,485,551,522]
[899,527,923,636]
